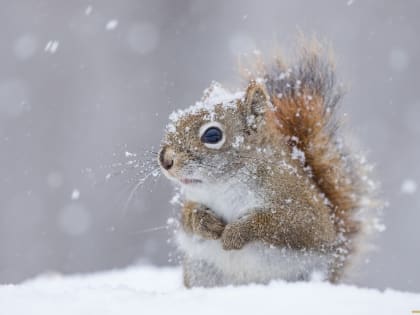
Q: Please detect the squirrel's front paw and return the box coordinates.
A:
[191,209,226,240]
[221,223,250,250]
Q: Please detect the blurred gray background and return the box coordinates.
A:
[1,0,419,291]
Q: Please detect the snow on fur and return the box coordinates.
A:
[167,81,244,132]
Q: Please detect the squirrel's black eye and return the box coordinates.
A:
[201,127,223,144]
[199,122,226,149]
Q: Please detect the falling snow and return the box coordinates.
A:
[105,19,119,31]
[84,5,93,16]
[71,189,80,200]
[44,40,59,54]
[401,179,417,195]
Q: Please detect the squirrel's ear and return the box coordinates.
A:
[244,81,270,117]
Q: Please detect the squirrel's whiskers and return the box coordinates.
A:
[122,166,161,212]
[103,147,161,213]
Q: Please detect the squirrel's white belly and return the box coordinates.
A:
[176,230,331,284]
[182,179,262,222]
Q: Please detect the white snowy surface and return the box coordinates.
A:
[0,266,419,315]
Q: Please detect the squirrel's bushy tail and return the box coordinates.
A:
[265,41,360,235]
[242,38,379,279]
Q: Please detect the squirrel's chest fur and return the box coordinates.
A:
[182,179,262,222]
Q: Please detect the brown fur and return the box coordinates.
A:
[161,39,374,285]
[182,201,225,240]
[245,40,366,280]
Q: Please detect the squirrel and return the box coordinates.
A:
[158,39,379,288]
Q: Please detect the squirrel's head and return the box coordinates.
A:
[158,81,272,187]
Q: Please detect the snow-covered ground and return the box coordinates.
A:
[0,266,419,315]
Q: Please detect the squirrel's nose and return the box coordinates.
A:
[159,147,174,170]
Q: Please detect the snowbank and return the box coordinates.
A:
[0,266,418,315]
